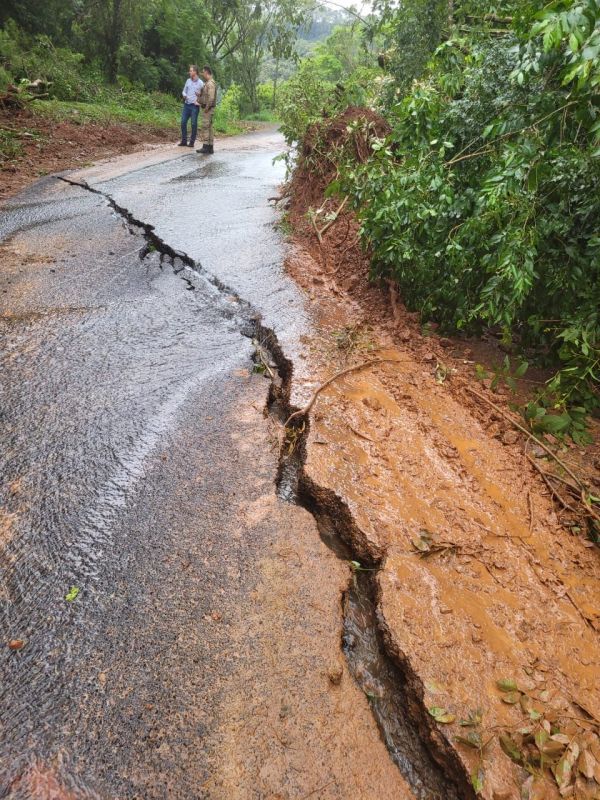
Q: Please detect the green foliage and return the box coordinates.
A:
[0,128,24,164]
[213,83,244,133]
[331,3,600,425]
[0,20,89,99]
[277,60,335,145]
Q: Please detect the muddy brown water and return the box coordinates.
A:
[0,132,466,798]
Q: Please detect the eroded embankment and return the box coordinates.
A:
[282,143,600,800]
[257,354,474,798]
[54,178,468,797]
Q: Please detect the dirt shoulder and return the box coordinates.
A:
[283,134,600,798]
[0,108,180,203]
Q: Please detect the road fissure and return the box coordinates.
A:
[55,176,471,798]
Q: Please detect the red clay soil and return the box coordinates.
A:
[283,110,600,800]
[286,109,600,521]
[0,107,174,203]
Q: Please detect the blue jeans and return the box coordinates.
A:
[180,103,199,144]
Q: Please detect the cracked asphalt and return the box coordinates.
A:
[0,130,412,799]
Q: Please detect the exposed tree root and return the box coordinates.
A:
[467,386,600,527]
[285,357,407,427]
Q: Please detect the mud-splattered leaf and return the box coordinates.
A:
[65,586,80,602]
[471,766,484,793]
[460,709,483,727]
[411,531,433,553]
[497,678,519,693]
[541,739,568,759]
[578,748,597,780]
[522,775,559,800]
[456,731,483,749]
[425,680,446,695]
[552,741,579,791]
[501,691,521,705]
[428,706,456,724]
[499,733,523,764]
[535,730,549,751]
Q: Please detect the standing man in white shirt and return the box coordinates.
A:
[179,65,204,148]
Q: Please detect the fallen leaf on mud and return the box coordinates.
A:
[499,733,523,764]
[411,531,433,553]
[425,680,446,695]
[471,766,485,793]
[460,709,483,727]
[578,748,597,780]
[553,741,579,791]
[65,586,80,602]
[428,706,456,724]
[456,731,483,749]
[521,775,558,800]
[497,678,519,693]
[7,639,25,650]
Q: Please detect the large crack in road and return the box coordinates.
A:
[1,134,467,798]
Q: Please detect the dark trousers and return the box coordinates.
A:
[180,103,199,144]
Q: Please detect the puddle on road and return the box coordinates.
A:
[169,161,231,183]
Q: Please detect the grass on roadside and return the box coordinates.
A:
[0,126,45,165]
[33,96,249,136]
[243,110,280,123]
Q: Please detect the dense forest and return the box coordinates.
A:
[278,0,600,441]
[1,0,599,436]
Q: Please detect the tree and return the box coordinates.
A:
[76,0,147,83]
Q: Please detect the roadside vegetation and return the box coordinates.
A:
[278,0,600,449]
[0,1,347,164]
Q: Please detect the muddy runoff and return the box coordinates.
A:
[255,345,472,796]
[67,178,471,797]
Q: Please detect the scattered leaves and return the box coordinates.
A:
[428,706,456,724]
[456,730,484,749]
[460,709,483,728]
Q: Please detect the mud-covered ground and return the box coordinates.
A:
[0,108,179,203]
[283,117,600,799]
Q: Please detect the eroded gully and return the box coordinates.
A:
[69,171,469,800]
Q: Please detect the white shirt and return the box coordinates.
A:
[182,77,204,104]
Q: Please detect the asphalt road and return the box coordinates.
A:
[0,130,412,799]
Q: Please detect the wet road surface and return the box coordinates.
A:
[0,131,413,798]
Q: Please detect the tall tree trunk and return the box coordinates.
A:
[107,0,123,83]
[272,56,280,108]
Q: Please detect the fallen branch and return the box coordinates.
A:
[309,212,323,246]
[285,358,406,426]
[466,386,581,486]
[319,195,349,237]
[527,490,534,533]
[526,455,578,516]
[468,386,600,527]
[309,196,349,245]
